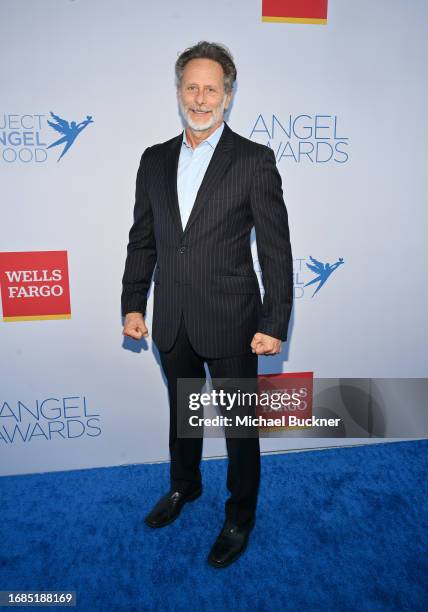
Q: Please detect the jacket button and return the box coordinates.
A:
[179,246,186,253]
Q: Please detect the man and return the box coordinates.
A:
[121,41,293,568]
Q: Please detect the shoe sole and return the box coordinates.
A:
[144,488,202,529]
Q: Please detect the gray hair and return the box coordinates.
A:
[175,41,237,94]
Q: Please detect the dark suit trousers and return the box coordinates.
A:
[159,313,260,527]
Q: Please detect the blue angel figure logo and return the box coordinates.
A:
[304,256,344,296]
[46,112,94,161]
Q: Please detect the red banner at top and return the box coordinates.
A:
[262,0,328,24]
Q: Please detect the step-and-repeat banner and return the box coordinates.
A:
[1,0,427,476]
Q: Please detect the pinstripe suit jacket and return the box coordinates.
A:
[121,122,293,358]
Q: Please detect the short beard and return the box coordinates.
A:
[178,93,227,132]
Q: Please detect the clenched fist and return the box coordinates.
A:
[122,312,149,340]
[251,332,282,355]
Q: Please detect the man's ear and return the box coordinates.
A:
[224,91,233,111]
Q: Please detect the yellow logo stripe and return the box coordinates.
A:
[262,16,327,24]
[3,314,72,322]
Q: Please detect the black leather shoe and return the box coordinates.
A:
[144,487,202,528]
[207,518,255,568]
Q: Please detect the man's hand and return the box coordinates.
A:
[251,332,282,355]
[123,312,149,340]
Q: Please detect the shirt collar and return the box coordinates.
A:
[182,121,225,150]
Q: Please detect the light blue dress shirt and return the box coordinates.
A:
[177,121,224,231]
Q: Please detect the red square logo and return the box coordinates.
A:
[262,0,328,24]
[0,251,71,321]
[257,371,314,431]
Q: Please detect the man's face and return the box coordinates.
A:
[178,58,232,132]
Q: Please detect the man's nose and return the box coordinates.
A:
[195,89,206,106]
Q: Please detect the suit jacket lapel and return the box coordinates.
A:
[165,133,184,235]
[183,122,234,236]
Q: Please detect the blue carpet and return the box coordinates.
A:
[0,440,427,611]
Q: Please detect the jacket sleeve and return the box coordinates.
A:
[249,146,293,341]
[121,147,157,317]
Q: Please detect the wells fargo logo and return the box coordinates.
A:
[262,0,328,24]
[0,251,71,322]
[256,371,313,431]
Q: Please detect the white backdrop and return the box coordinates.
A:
[1,0,427,476]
